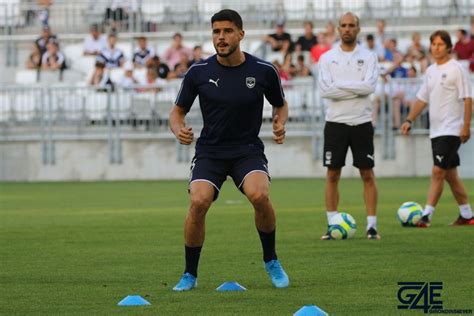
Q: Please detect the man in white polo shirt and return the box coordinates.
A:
[401,30,473,227]
[318,12,380,240]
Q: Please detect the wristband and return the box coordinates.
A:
[405,119,412,124]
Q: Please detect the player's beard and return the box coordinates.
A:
[215,43,237,58]
[341,36,356,46]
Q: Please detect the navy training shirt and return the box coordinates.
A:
[175,52,285,159]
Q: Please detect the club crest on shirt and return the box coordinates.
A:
[357,59,364,67]
[441,73,447,80]
[246,77,256,89]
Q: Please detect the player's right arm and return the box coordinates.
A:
[169,65,198,145]
[169,105,194,145]
[400,99,427,135]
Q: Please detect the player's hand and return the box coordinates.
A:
[272,114,286,144]
[400,121,411,135]
[460,125,471,143]
[177,126,194,145]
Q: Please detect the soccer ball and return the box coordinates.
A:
[397,202,423,226]
[328,212,357,239]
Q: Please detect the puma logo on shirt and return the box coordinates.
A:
[209,78,219,87]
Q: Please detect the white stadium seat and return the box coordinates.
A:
[312,0,336,20]
[0,0,24,27]
[15,70,38,84]
[12,94,38,121]
[458,0,474,15]
[0,94,11,122]
[426,0,455,16]
[283,0,312,21]
[339,0,365,17]
[366,0,393,18]
[400,0,422,17]
[198,0,221,22]
[141,0,167,23]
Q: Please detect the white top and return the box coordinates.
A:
[416,59,472,139]
[318,44,379,125]
[83,34,107,55]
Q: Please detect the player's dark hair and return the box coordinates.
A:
[211,9,243,30]
[430,30,452,52]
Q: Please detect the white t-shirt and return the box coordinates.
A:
[83,34,107,55]
[416,59,472,138]
[318,44,379,125]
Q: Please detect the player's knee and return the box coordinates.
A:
[360,170,375,183]
[327,172,341,183]
[190,193,213,212]
[432,167,446,181]
[247,189,269,206]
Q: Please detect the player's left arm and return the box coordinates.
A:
[456,66,472,143]
[272,100,288,144]
[461,97,472,143]
[336,52,379,96]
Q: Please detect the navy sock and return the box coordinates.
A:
[257,229,277,263]
[184,245,202,278]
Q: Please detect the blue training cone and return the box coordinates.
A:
[293,305,329,316]
[216,281,247,291]
[117,295,151,306]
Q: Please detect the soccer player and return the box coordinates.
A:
[318,12,380,240]
[169,9,289,291]
[400,30,473,227]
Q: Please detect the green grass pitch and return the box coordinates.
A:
[1,178,473,315]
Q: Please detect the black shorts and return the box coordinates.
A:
[431,136,461,169]
[323,121,374,169]
[189,154,270,200]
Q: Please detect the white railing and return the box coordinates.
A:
[1,76,472,163]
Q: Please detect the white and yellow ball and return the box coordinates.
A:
[397,202,423,226]
[328,212,357,239]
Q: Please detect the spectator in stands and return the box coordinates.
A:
[97,33,125,68]
[406,32,427,61]
[132,36,155,67]
[470,16,474,40]
[310,32,331,64]
[163,33,193,70]
[41,42,66,71]
[36,0,51,27]
[383,38,401,62]
[264,19,293,55]
[146,55,171,80]
[35,25,58,55]
[324,21,337,45]
[281,53,296,80]
[271,60,290,87]
[89,61,113,91]
[295,21,318,53]
[374,19,387,51]
[171,52,191,79]
[137,68,165,93]
[362,34,384,61]
[453,29,474,72]
[294,54,311,77]
[119,61,138,88]
[104,0,129,32]
[26,43,42,69]
[188,45,205,67]
[83,24,107,56]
